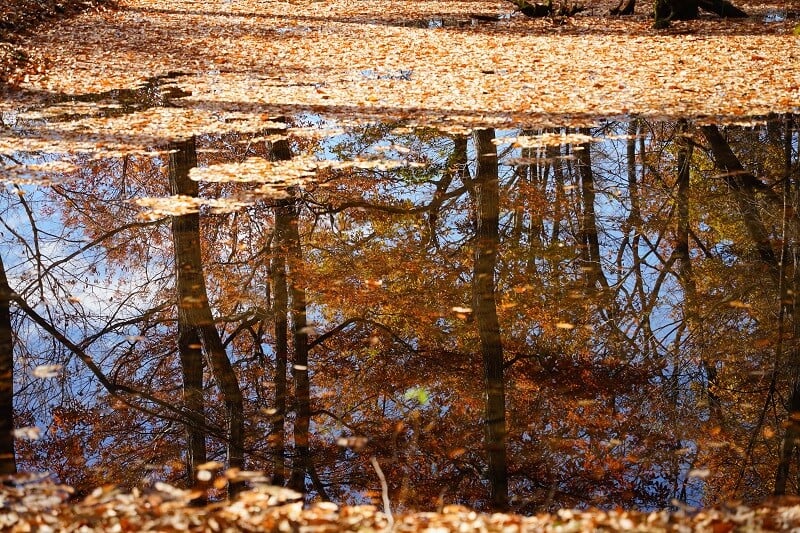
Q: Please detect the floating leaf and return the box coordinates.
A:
[13,426,41,440]
[32,364,62,379]
[404,386,430,406]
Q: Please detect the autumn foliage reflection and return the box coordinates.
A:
[2,115,799,512]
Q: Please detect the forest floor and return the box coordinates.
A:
[0,0,113,82]
[1,0,799,123]
[0,0,113,41]
[5,476,800,531]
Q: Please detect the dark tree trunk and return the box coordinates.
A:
[675,121,722,418]
[177,326,208,487]
[509,0,585,17]
[424,135,466,247]
[610,0,635,15]
[774,115,799,496]
[576,130,609,292]
[701,125,779,275]
[698,0,747,17]
[471,129,509,511]
[0,253,16,476]
[775,383,800,495]
[675,120,694,288]
[169,138,208,491]
[285,197,312,494]
[613,0,747,21]
[654,0,698,23]
[170,137,245,496]
[274,195,329,500]
[198,325,245,492]
[271,206,289,487]
[269,134,294,486]
[548,142,566,268]
[265,132,326,498]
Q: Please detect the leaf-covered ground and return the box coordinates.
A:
[1,0,799,126]
[6,476,800,532]
[0,0,112,82]
[0,0,111,41]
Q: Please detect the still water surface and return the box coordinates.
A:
[1,81,799,512]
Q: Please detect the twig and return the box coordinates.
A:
[370,456,393,530]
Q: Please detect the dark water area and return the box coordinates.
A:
[1,85,799,513]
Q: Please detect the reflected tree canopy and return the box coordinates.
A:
[0,113,799,512]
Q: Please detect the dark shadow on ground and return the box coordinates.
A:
[116,2,798,37]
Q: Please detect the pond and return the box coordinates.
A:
[1,67,798,514]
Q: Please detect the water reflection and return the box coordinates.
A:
[1,106,799,513]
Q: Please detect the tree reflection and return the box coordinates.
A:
[2,115,799,511]
[0,252,15,476]
[468,128,508,511]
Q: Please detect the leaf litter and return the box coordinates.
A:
[2,0,799,138]
[7,475,800,531]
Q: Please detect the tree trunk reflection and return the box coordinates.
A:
[470,129,508,511]
[0,253,16,476]
[170,136,244,494]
